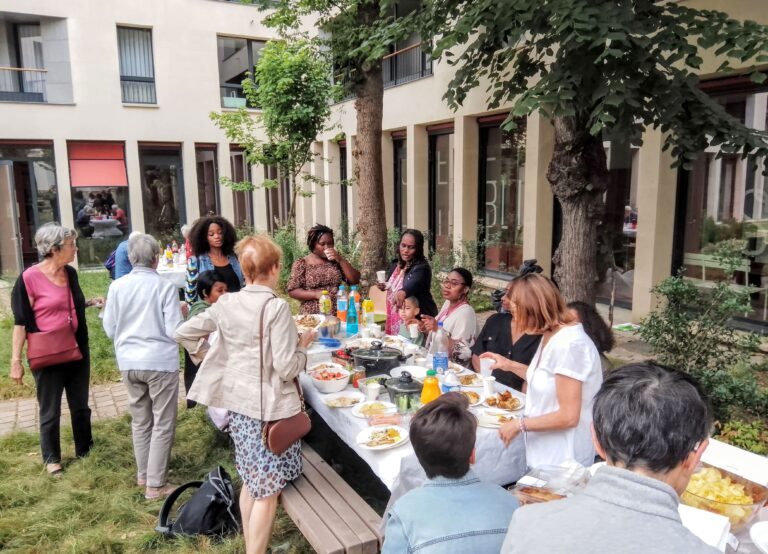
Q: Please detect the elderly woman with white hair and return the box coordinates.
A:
[102,233,184,500]
[10,222,102,477]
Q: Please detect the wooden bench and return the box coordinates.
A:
[282,443,382,554]
[682,253,768,318]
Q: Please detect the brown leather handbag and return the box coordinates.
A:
[26,273,83,371]
[259,296,311,455]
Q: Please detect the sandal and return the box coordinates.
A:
[145,484,176,500]
[46,463,63,478]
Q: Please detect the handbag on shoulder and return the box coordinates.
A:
[259,296,311,455]
[26,273,83,371]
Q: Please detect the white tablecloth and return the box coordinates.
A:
[157,264,187,289]
[299,372,528,508]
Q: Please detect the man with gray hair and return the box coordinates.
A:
[102,233,183,500]
[502,362,719,553]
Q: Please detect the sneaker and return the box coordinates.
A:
[145,484,176,500]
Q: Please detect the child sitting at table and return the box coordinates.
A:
[397,296,426,347]
[382,393,518,554]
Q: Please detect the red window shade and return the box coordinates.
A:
[67,142,128,187]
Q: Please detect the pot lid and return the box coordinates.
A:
[385,371,423,394]
[354,341,402,361]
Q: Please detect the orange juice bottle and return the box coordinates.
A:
[420,370,441,405]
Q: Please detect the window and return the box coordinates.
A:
[478,123,525,274]
[139,145,185,242]
[68,142,130,266]
[230,148,254,228]
[117,26,156,104]
[217,36,265,108]
[428,130,454,255]
[195,145,219,216]
[678,89,768,323]
[393,137,407,229]
[265,164,291,232]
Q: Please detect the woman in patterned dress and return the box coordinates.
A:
[287,224,360,314]
[176,235,315,554]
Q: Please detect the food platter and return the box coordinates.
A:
[459,390,483,406]
[323,391,365,408]
[457,373,482,387]
[351,401,397,419]
[483,390,524,411]
[294,314,325,331]
[448,361,473,375]
[356,425,409,450]
[348,336,409,352]
[477,408,516,428]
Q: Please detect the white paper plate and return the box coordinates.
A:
[455,373,483,388]
[351,401,397,419]
[458,390,483,407]
[356,425,409,450]
[323,391,365,408]
[751,521,768,554]
[294,314,325,329]
[477,408,516,428]
[390,365,428,380]
[483,393,525,412]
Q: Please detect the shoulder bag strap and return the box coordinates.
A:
[259,295,305,421]
[65,270,75,332]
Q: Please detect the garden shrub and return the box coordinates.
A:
[716,419,768,455]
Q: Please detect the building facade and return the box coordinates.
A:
[1,0,767,327]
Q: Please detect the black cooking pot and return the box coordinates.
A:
[349,340,412,376]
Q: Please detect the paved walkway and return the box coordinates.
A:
[0,377,185,438]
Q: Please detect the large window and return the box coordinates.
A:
[478,123,525,274]
[68,142,130,266]
[139,145,185,242]
[117,26,156,104]
[230,148,254,228]
[195,145,219,217]
[217,36,265,108]
[428,131,454,255]
[678,89,768,323]
[265,165,291,232]
[0,143,58,271]
[393,136,407,229]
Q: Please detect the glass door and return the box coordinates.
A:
[138,147,185,243]
[0,161,23,276]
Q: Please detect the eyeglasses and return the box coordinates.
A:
[442,279,466,287]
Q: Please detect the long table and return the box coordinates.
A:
[299,370,528,509]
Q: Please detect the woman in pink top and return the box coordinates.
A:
[10,223,103,478]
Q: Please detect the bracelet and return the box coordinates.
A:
[518,416,528,435]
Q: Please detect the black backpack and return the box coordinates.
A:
[156,466,241,538]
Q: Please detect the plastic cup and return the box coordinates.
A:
[480,358,494,377]
[408,323,420,339]
[366,383,381,402]
[482,376,496,397]
[376,270,386,283]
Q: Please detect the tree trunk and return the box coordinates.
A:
[353,4,388,282]
[547,116,609,305]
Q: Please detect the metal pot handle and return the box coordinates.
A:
[371,340,384,350]
[398,353,413,362]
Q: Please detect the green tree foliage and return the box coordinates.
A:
[423,0,768,303]
[210,38,335,226]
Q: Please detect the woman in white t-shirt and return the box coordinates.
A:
[480,274,602,468]
[421,268,478,364]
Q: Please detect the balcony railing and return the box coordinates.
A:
[0,67,47,102]
[382,42,432,89]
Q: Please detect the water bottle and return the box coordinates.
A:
[350,285,361,323]
[319,290,332,316]
[346,294,359,336]
[363,298,375,326]
[431,322,449,375]
[337,284,348,322]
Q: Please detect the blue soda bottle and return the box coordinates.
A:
[346,294,359,336]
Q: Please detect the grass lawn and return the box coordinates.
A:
[0,407,312,553]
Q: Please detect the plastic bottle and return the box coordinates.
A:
[346,294,359,335]
[165,245,173,267]
[363,298,375,326]
[442,371,460,393]
[420,370,441,405]
[171,240,179,253]
[350,285,361,323]
[430,322,450,375]
[319,290,332,316]
[337,284,348,322]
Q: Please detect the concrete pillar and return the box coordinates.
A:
[218,144,235,222]
[522,113,554,276]
[251,162,268,233]
[631,128,678,321]
[182,141,199,224]
[406,124,428,230]
[382,135,394,228]
[453,115,479,248]
[53,139,75,232]
[124,139,145,233]
[323,140,341,228]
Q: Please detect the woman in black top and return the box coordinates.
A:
[471,278,542,391]
[377,229,437,335]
